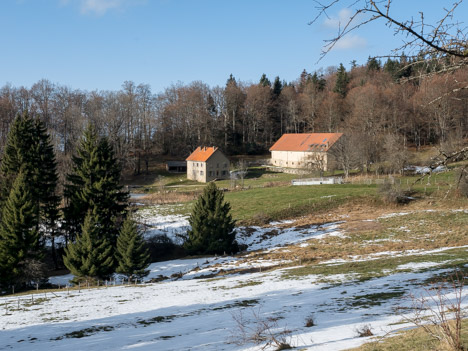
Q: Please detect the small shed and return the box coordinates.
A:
[166,161,187,173]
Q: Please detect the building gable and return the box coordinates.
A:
[186,146,218,162]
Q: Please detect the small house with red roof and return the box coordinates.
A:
[186,146,230,183]
[269,133,343,171]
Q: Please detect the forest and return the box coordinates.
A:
[0,57,467,179]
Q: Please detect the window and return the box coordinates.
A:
[224,163,227,168]
[217,163,219,168]
[209,171,213,176]
[222,171,227,175]
[200,171,203,175]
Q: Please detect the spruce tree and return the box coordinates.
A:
[259,73,271,87]
[0,113,36,208]
[0,170,42,287]
[185,182,238,255]
[64,124,128,244]
[333,63,350,97]
[63,210,114,281]
[116,216,150,280]
[0,112,59,238]
[272,76,283,97]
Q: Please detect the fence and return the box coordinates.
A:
[292,177,344,185]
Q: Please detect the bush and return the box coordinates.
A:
[378,182,411,204]
[146,234,182,261]
[305,314,316,327]
[455,168,468,197]
[355,324,374,337]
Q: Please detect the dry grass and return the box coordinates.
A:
[239,200,468,268]
[347,320,468,351]
[138,191,200,205]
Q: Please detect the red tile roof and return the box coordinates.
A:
[269,133,343,152]
[186,146,218,162]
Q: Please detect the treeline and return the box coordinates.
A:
[0,57,467,177]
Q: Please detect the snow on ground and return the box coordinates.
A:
[2,263,465,351]
[135,205,189,244]
[2,205,466,351]
[236,221,344,252]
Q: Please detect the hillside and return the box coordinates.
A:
[1,183,467,350]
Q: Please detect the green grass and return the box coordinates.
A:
[134,165,466,225]
[225,183,377,223]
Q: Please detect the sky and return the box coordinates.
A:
[0,0,465,94]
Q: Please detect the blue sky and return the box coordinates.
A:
[0,0,464,93]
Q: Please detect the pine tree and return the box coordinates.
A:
[0,170,42,287]
[0,113,36,208]
[185,182,238,255]
[259,73,271,87]
[116,216,150,280]
[63,210,114,281]
[0,112,59,237]
[272,76,283,98]
[333,63,350,97]
[367,56,381,72]
[64,124,128,244]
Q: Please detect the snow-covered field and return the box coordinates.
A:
[1,207,466,351]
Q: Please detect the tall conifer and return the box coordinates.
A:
[333,63,350,97]
[63,210,114,281]
[0,170,42,287]
[63,124,128,244]
[185,182,238,255]
[116,216,150,279]
[0,112,59,235]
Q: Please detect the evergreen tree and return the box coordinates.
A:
[0,170,42,287]
[0,112,59,236]
[116,216,150,279]
[272,76,283,97]
[311,72,326,91]
[0,113,36,208]
[63,210,114,281]
[367,56,381,72]
[64,124,128,244]
[185,182,238,255]
[259,73,271,87]
[333,63,350,97]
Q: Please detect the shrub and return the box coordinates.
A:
[455,168,468,197]
[305,314,316,327]
[355,324,374,337]
[378,182,411,204]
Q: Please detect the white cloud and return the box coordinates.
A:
[322,8,367,50]
[333,34,367,50]
[323,8,354,30]
[80,0,123,15]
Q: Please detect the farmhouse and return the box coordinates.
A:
[186,146,230,183]
[269,133,343,171]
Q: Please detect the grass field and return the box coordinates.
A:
[131,162,466,226]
